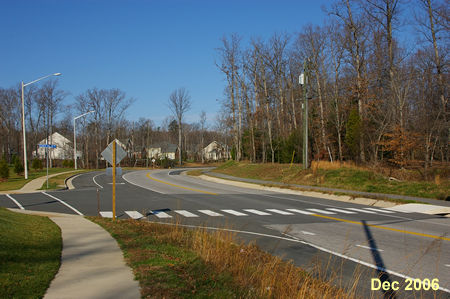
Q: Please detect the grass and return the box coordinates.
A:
[0,166,77,191]
[213,161,449,200]
[0,207,61,298]
[185,169,204,176]
[91,217,357,298]
[39,169,90,190]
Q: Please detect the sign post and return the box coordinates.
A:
[101,139,126,221]
[39,144,57,189]
[112,140,116,220]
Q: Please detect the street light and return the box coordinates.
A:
[73,111,94,170]
[21,73,61,179]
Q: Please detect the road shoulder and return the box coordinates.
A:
[197,174,450,216]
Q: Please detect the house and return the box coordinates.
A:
[147,143,178,160]
[34,132,81,160]
[202,141,229,161]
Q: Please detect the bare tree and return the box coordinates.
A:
[38,79,66,167]
[0,88,20,162]
[216,34,242,161]
[168,88,191,165]
[330,0,369,162]
[416,0,449,162]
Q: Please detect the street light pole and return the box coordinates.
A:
[73,111,95,170]
[21,82,27,179]
[21,73,61,179]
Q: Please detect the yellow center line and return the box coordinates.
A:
[146,172,218,195]
[312,213,450,241]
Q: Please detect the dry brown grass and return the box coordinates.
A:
[311,160,361,171]
[150,222,359,299]
[93,216,365,298]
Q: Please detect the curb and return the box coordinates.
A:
[64,173,81,190]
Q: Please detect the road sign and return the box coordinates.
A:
[101,139,127,166]
[39,144,57,148]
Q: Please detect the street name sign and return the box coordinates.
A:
[39,144,57,148]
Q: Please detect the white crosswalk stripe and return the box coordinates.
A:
[364,208,395,214]
[152,211,173,218]
[99,211,113,218]
[221,209,248,216]
[125,211,144,219]
[266,209,294,215]
[99,205,405,220]
[307,208,337,215]
[327,208,357,214]
[286,209,314,215]
[243,209,271,215]
[174,210,199,217]
[346,208,377,214]
[198,210,223,217]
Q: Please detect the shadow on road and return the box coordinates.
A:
[361,220,397,299]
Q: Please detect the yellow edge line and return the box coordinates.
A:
[146,172,447,240]
[312,214,450,241]
[146,172,218,195]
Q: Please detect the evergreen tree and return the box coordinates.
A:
[0,159,9,179]
[14,159,24,175]
[345,109,361,160]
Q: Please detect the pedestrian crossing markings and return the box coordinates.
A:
[100,207,408,219]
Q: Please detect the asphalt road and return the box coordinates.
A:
[1,168,449,298]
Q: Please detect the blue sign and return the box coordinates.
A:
[39,144,57,148]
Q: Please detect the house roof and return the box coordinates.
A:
[203,141,225,151]
[148,143,177,153]
[38,132,71,145]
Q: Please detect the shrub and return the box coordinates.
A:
[14,159,24,175]
[32,159,43,171]
[11,154,19,165]
[158,157,175,168]
[0,159,9,179]
[62,159,74,168]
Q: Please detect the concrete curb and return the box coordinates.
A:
[65,173,81,190]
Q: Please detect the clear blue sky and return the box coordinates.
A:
[1,0,331,126]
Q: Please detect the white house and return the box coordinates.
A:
[34,132,81,160]
[202,141,229,161]
[147,143,178,160]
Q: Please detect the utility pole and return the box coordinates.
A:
[300,60,309,169]
[74,111,94,170]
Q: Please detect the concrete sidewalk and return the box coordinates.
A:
[10,209,140,299]
[0,170,78,194]
[19,170,77,193]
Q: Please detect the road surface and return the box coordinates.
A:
[1,169,449,298]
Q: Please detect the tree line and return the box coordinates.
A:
[216,0,448,169]
[0,81,223,169]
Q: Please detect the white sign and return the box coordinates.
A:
[101,140,127,166]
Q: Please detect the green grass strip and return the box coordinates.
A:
[91,217,246,298]
[0,208,62,298]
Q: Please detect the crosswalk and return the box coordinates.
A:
[99,207,410,219]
